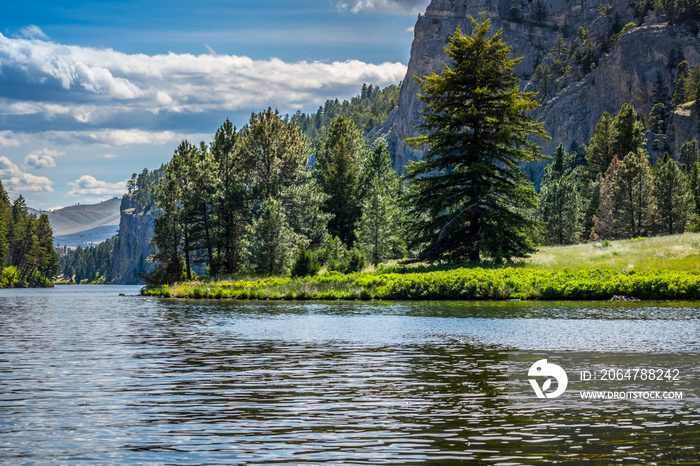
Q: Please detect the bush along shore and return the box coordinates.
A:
[141,268,700,301]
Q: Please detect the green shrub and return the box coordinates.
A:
[290,247,321,277]
[337,248,366,274]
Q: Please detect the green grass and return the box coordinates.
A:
[141,233,700,301]
[525,232,700,272]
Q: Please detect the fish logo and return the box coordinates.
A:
[528,359,568,399]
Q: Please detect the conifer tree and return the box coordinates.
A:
[593,157,621,240]
[0,181,11,265]
[238,108,308,202]
[612,103,646,159]
[679,138,700,167]
[611,148,657,237]
[672,61,690,107]
[405,17,547,263]
[584,111,617,177]
[538,144,583,245]
[357,144,405,265]
[246,198,296,276]
[654,154,691,234]
[689,161,700,217]
[315,115,365,246]
[151,142,193,283]
[210,119,248,274]
[184,142,218,275]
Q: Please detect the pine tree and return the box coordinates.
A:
[0,181,11,266]
[405,17,547,263]
[649,103,667,134]
[612,103,647,159]
[210,119,248,274]
[538,144,583,245]
[611,148,657,238]
[672,61,690,107]
[151,143,193,283]
[689,162,700,217]
[238,108,308,202]
[584,111,617,177]
[184,142,218,275]
[593,157,621,240]
[315,115,365,246]
[654,154,691,234]
[246,198,296,276]
[679,138,700,167]
[357,143,405,265]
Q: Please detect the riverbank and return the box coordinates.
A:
[141,268,700,301]
[142,233,700,301]
[0,266,54,288]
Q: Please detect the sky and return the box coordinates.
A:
[0,0,430,209]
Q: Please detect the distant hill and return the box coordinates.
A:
[29,198,121,247]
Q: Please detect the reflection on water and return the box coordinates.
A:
[0,285,698,464]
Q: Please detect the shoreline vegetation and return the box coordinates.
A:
[141,232,700,301]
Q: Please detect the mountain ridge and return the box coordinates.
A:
[29,198,121,247]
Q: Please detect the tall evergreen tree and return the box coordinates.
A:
[612,103,647,159]
[210,119,248,274]
[679,138,700,167]
[689,161,700,217]
[593,157,621,240]
[654,154,691,234]
[538,144,583,245]
[246,198,296,276]
[151,142,194,282]
[315,115,365,246]
[0,181,11,265]
[238,108,308,202]
[357,144,405,265]
[184,142,218,275]
[405,17,547,263]
[584,111,617,177]
[610,148,657,238]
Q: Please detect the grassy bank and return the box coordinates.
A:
[141,268,700,301]
[0,266,54,288]
[141,233,700,301]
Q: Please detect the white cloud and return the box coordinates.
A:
[43,129,190,146]
[0,33,407,135]
[25,149,64,169]
[67,175,127,197]
[336,0,429,14]
[101,153,118,159]
[18,25,49,41]
[0,131,20,148]
[0,156,54,193]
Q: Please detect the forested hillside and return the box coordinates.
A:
[0,181,59,287]
[57,236,117,284]
[291,83,400,146]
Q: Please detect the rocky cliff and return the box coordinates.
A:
[109,193,157,284]
[381,0,700,171]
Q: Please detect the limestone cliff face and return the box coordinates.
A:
[383,0,700,170]
[109,193,157,284]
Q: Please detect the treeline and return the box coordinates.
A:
[539,102,700,244]
[57,235,117,284]
[150,109,406,283]
[0,181,58,287]
[632,0,700,24]
[289,83,400,145]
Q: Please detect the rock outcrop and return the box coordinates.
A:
[108,193,157,284]
[382,0,700,171]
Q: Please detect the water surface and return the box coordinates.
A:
[1,286,698,464]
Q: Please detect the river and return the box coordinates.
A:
[1,285,698,464]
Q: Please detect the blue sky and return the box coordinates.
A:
[0,0,429,208]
